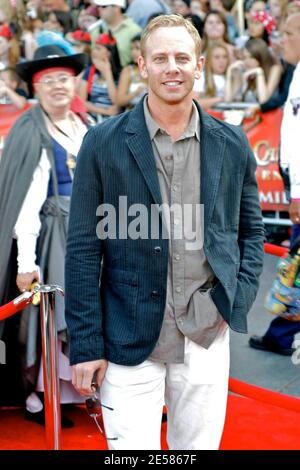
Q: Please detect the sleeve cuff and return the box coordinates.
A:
[69,334,105,365]
[17,233,39,274]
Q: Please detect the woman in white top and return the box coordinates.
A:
[116,34,147,110]
[0,45,88,426]
[225,38,282,104]
[194,40,230,109]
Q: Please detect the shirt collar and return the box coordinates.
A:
[143,97,200,142]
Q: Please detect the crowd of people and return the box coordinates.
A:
[0,0,299,451]
[0,0,300,113]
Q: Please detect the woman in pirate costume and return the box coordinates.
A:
[0,45,88,425]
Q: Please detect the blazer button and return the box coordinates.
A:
[154,246,162,254]
[151,290,160,299]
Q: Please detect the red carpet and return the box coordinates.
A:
[220,394,300,450]
[0,405,167,450]
[1,393,300,450]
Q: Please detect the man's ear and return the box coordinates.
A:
[138,55,148,80]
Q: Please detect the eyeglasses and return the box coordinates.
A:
[36,75,73,88]
[85,388,118,441]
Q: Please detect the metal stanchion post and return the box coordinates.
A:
[39,285,64,450]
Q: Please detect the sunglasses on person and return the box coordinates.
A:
[35,74,74,88]
[85,386,118,441]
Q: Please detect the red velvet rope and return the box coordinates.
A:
[1,242,300,412]
[264,243,289,257]
[0,294,33,320]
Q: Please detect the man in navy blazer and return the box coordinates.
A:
[65,14,265,450]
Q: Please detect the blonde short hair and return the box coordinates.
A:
[140,14,202,58]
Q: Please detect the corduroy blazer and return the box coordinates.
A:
[65,99,265,366]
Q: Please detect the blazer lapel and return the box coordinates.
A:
[197,106,226,234]
[125,100,226,232]
[125,101,163,207]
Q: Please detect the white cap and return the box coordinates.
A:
[93,0,126,7]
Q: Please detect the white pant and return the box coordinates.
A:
[101,326,230,450]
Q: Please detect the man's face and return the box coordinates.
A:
[138,26,203,106]
[98,5,116,23]
[282,15,300,65]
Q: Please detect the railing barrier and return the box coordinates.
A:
[0,284,63,450]
[0,242,299,449]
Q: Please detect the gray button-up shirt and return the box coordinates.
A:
[143,98,226,363]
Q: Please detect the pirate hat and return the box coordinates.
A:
[16,45,87,83]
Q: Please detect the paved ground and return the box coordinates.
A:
[230,253,300,398]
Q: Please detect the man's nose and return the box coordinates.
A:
[165,57,180,73]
